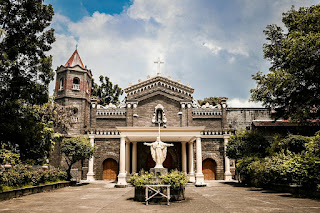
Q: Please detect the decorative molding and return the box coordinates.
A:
[192,109,222,116]
[152,104,167,124]
[126,101,138,109]
[125,76,194,98]
[96,109,126,116]
[192,98,201,108]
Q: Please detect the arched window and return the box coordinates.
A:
[59,78,64,90]
[72,77,80,90]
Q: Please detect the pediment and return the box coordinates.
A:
[132,90,186,103]
[125,76,194,102]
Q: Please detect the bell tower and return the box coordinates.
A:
[54,49,92,135]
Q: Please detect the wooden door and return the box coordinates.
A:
[202,159,216,180]
[103,158,118,181]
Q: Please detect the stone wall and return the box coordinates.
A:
[93,138,120,180]
[192,118,222,129]
[227,108,271,130]
[201,138,225,180]
[134,95,181,127]
[95,118,126,129]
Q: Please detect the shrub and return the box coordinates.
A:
[128,171,154,187]
[160,170,188,189]
[0,147,20,165]
[0,165,67,190]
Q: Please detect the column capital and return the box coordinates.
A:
[89,135,95,139]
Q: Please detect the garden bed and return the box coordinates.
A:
[129,170,188,203]
[0,181,72,201]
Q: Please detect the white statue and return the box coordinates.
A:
[144,137,174,168]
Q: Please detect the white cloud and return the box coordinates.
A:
[49,0,320,100]
[202,41,222,55]
[228,98,263,108]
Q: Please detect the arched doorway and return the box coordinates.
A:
[146,152,173,171]
[102,158,118,181]
[202,158,216,180]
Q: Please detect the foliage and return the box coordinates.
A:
[0,146,20,165]
[60,136,94,180]
[160,170,188,189]
[0,165,67,191]
[0,0,55,105]
[198,97,221,106]
[270,134,310,154]
[235,131,320,190]
[128,171,154,187]
[250,5,320,120]
[226,130,270,160]
[91,75,123,106]
[0,0,57,164]
[0,98,67,164]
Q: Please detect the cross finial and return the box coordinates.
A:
[154,57,164,76]
[76,44,78,50]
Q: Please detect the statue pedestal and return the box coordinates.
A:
[150,168,168,184]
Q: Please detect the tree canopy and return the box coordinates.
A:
[250,5,320,121]
[198,97,221,106]
[0,0,56,164]
[226,130,270,160]
[91,75,123,106]
[61,136,94,180]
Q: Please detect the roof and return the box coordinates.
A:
[253,120,320,127]
[65,49,85,69]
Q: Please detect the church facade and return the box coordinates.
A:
[53,50,271,186]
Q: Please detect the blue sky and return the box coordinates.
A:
[46,0,320,107]
[46,0,133,22]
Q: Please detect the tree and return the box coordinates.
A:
[226,130,270,160]
[198,97,221,106]
[250,5,320,121]
[91,75,123,106]
[60,136,94,180]
[0,0,55,163]
[0,0,55,104]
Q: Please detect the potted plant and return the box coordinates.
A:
[128,171,154,202]
[160,170,188,201]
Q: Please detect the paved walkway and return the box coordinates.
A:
[0,181,319,212]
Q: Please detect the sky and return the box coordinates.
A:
[45,0,320,107]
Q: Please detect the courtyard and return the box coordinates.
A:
[0,181,319,213]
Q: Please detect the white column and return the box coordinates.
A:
[181,142,187,173]
[188,141,195,182]
[195,137,205,186]
[86,136,95,181]
[125,141,131,174]
[224,137,232,181]
[132,142,137,174]
[116,136,127,187]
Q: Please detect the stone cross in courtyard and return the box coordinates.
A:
[154,57,164,76]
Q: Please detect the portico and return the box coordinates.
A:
[86,127,233,186]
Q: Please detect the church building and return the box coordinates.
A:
[53,50,271,186]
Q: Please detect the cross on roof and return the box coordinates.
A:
[154,57,164,76]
